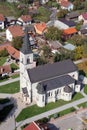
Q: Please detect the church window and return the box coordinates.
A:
[21,58,23,63]
[57,89,59,94]
[47,92,50,97]
[27,58,30,64]
[42,96,44,102]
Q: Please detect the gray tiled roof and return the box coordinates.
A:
[27,59,77,83]
[21,27,32,54]
[37,75,75,94]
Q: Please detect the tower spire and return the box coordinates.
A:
[21,27,32,54]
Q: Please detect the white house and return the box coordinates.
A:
[78,13,87,24]
[60,0,74,11]
[20,28,81,107]
[0,14,5,29]
[18,15,32,26]
[6,25,24,41]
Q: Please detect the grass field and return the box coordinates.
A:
[78,102,87,108]
[0,57,7,66]
[84,85,87,94]
[0,81,20,93]
[0,2,17,16]
[16,92,84,122]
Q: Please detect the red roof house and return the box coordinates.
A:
[18,15,32,25]
[34,22,46,35]
[63,27,77,40]
[6,25,24,41]
[60,0,74,11]
[0,64,11,77]
[23,121,49,130]
[0,13,5,29]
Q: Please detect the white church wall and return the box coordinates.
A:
[68,71,78,80]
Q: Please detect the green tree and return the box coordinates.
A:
[57,9,68,18]
[45,26,63,41]
[74,46,83,60]
[36,57,47,66]
[68,34,84,46]
[53,52,61,62]
[73,0,84,10]
[12,36,23,50]
[42,45,51,58]
[0,49,8,57]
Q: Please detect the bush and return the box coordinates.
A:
[37,117,49,123]
[0,49,8,57]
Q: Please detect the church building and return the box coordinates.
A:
[20,28,81,107]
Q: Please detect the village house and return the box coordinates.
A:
[48,40,62,54]
[0,64,11,78]
[60,0,74,11]
[66,11,79,21]
[34,22,47,35]
[79,24,87,36]
[20,28,81,107]
[23,121,50,130]
[63,27,78,40]
[0,14,5,29]
[78,12,87,24]
[6,25,24,41]
[18,15,32,26]
[0,43,20,62]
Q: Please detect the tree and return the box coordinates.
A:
[12,36,23,50]
[53,52,61,62]
[68,34,85,46]
[0,49,8,57]
[57,9,68,18]
[45,26,63,41]
[74,46,83,60]
[73,0,84,10]
[42,45,51,58]
[36,57,47,66]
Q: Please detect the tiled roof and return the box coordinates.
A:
[60,0,71,7]
[20,15,32,22]
[6,45,19,59]
[63,27,77,35]
[27,59,77,83]
[0,64,11,75]
[0,14,5,21]
[8,25,24,38]
[82,12,87,20]
[34,22,46,34]
[0,44,19,60]
[23,122,39,130]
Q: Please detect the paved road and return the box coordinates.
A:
[0,77,20,86]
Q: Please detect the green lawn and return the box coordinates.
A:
[0,81,20,93]
[58,107,76,117]
[11,74,19,79]
[10,63,19,69]
[78,102,87,108]
[0,57,7,66]
[0,2,19,17]
[84,85,87,95]
[16,92,84,122]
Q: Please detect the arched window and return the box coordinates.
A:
[27,58,30,64]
